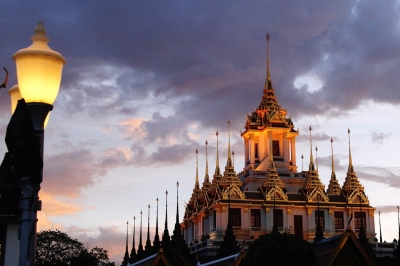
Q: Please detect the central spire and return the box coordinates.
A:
[266,33,271,81]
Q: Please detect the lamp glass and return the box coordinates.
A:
[15,55,63,105]
[8,84,22,113]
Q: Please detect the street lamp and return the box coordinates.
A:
[12,21,66,266]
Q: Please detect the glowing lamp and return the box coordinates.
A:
[8,84,21,113]
[12,21,66,105]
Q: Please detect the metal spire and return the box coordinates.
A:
[131,216,136,255]
[227,121,232,163]
[176,181,179,224]
[215,131,221,176]
[205,141,209,182]
[164,191,168,231]
[331,138,335,176]
[139,211,142,245]
[348,128,354,173]
[266,33,271,81]
[309,126,314,170]
[195,149,199,189]
[147,205,150,244]
[379,210,382,243]
[126,221,129,254]
[155,198,159,237]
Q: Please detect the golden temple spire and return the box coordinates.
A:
[266,33,271,81]
[315,146,319,172]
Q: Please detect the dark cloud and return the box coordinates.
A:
[2,1,400,131]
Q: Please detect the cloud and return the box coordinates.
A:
[371,131,390,145]
[42,147,130,197]
[69,225,126,264]
[375,205,400,214]
[40,192,82,216]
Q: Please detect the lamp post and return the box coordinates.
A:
[12,21,66,266]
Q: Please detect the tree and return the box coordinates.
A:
[243,232,316,266]
[36,229,115,266]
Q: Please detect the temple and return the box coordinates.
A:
[182,34,376,254]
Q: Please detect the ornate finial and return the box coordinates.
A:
[232,150,235,167]
[301,154,304,172]
[34,21,47,36]
[315,146,318,171]
[205,140,209,179]
[266,33,271,81]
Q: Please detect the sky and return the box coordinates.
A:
[1,0,400,263]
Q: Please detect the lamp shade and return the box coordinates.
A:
[12,21,66,105]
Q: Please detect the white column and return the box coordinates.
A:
[265,130,270,158]
[249,134,254,165]
[283,132,288,162]
[244,138,249,166]
[4,223,19,266]
[291,137,296,166]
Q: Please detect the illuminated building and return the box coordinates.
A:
[183,35,376,253]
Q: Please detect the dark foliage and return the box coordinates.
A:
[243,232,316,266]
[35,229,115,266]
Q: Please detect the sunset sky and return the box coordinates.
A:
[1,1,400,262]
